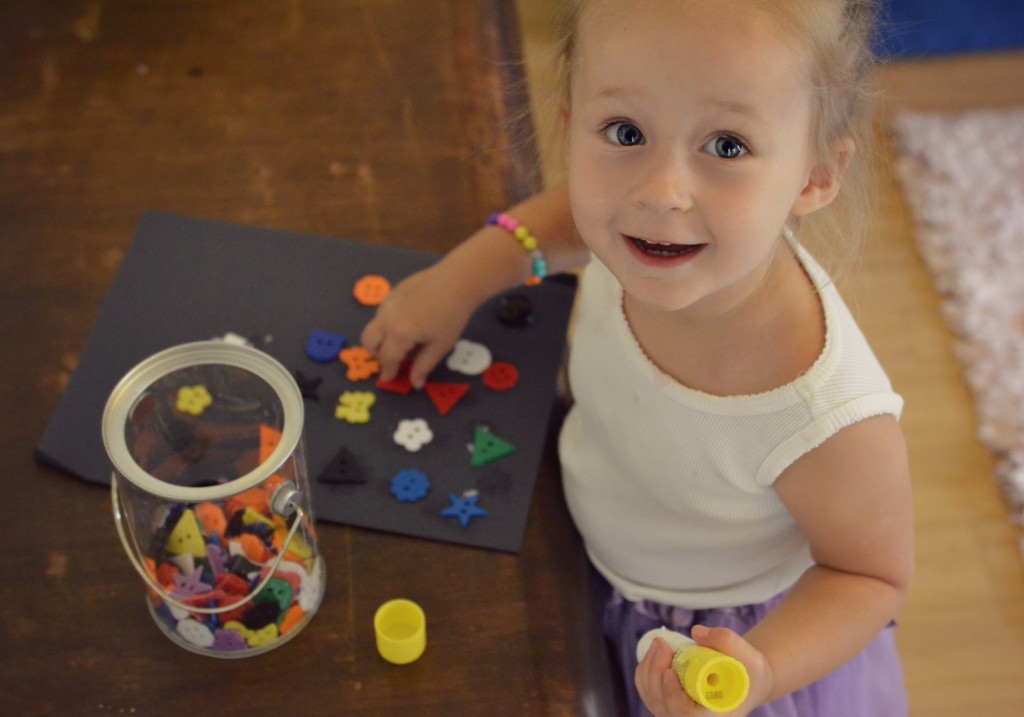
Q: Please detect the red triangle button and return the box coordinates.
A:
[424,382,470,416]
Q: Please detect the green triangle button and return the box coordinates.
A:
[471,426,516,467]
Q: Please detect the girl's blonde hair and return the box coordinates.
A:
[547,0,883,271]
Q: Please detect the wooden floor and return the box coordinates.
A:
[868,53,1024,716]
[515,4,1024,714]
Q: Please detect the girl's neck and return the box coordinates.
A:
[623,240,825,397]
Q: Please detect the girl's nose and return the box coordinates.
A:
[630,151,693,213]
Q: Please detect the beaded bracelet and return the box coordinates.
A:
[486,212,548,286]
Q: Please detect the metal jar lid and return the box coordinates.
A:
[101,341,304,502]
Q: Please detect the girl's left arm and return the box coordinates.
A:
[636,414,913,716]
[745,412,915,705]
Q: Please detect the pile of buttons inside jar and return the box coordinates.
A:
[143,477,323,654]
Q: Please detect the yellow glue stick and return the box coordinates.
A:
[637,627,750,713]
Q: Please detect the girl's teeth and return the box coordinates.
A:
[631,236,701,257]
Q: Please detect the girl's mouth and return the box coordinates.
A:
[626,235,705,260]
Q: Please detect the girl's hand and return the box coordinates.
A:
[635,627,773,717]
[360,264,476,389]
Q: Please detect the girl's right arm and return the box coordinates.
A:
[360,182,586,388]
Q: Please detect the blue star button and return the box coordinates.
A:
[440,492,488,528]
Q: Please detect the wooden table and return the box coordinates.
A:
[0,2,626,714]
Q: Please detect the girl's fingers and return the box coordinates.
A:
[409,341,452,390]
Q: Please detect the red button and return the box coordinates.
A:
[483,361,519,391]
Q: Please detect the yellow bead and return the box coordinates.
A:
[514,226,530,240]
[521,236,538,251]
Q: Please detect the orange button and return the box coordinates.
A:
[353,274,391,306]
[339,346,381,381]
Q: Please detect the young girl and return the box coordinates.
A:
[362,1,913,714]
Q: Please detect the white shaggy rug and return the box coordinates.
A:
[892,107,1024,555]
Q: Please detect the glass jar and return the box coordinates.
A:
[102,341,324,657]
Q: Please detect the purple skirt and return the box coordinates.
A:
[602,580,908,717]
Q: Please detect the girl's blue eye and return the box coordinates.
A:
[704,135,748,159]
[605,122,645,146]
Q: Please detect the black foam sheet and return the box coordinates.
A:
[36,211,577,552]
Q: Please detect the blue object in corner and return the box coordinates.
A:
[877,0,1024,58]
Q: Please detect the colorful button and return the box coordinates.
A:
[496,293,535,327]
[258,424,282,463]
[195,502,227,541]
[223,619,280,648]
[176,618,216,648]
[170,568,214,600]
[279,605,306,636]
[390,469,431,502]
[147,491,323,655]
[166,509,207,558]
[376,360,414,394]
[482,361,519,391]
[229,532,272,564]
[225,486,270,517]
[353,274,392,306]
[241,506,275,528]
[424,382,470,416]
[292,370,323,401]
[298,560,325,612]
[212,628,249,652]
[339,346,381,381]
[242,601,281,631]
[278,528,313,562]
[305,329,347,362]
[393,418,433,452]
[470,426,516,467]
[176,385,213,416]
[440,491,489,528]
[216,572,250,596]
[254,577,294,614]
[215,332,253,347]
[156,561,180,587]
[445,339,492,375]
[167,553,195,577]
[317,446,366,485]
[335,391,376,424]
[206,542,230,576]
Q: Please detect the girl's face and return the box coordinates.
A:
[567,0,827,318]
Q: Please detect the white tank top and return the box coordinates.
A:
[559,245,903,609]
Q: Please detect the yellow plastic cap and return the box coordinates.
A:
[374,599,427,665]
[672,645,750,713]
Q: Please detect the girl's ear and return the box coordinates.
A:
[791,137,855,216]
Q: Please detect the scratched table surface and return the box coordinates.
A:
[0,2,627,714]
